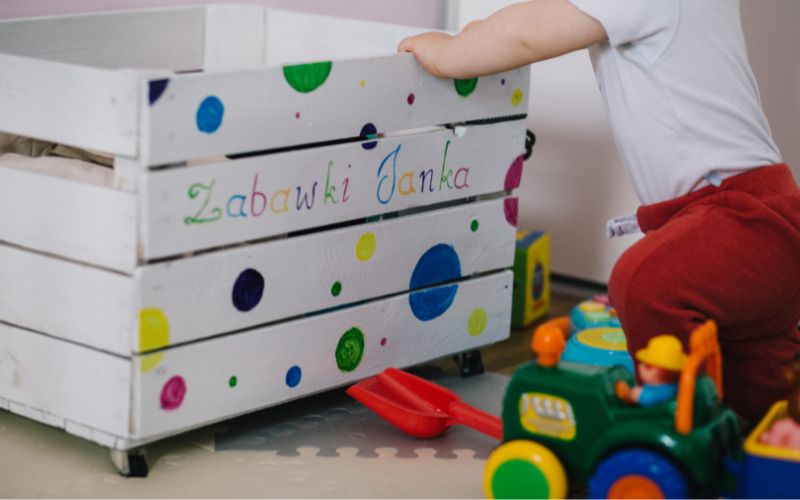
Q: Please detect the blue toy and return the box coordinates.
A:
[569,297,621,334]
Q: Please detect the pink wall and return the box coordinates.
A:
[0,0,445,28]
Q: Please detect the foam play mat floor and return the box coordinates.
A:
[0,367,507,498]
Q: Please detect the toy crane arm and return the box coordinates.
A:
[675,320,723,435]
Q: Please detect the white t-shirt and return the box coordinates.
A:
[569,0,781,205]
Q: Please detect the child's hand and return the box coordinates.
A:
[398,32,453,78]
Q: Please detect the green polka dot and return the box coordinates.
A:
[356,232,376,261]
[229,376,238,388]
[468,308,488,337]
[455,78,478,97]
[471,219,479,232]
[336,328,365,372]
[139,308,170,373]
[331,281,343,297]
[283,62,333,93]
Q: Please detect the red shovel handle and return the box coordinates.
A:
[449,401,503,440]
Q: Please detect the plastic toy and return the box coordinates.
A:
[568,297,620,333]
[511,230,550,328]
[347,367,502,440]
[561,326,634,373]
[616,335,685,407]
[484,320,740,499]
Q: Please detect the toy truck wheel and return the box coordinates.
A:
[483,440,567,499]
[588,448,689,499]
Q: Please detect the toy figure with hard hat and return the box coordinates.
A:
[616,335,687,407]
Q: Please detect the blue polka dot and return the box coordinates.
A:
[408,244,462,321]
[286,366,302,388]
[360,123,378,150]
[232,268,264,312]
[197,96,224,133]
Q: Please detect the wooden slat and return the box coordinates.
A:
[204,5,266,72]
[0,53,140,156]
[0,162,137,273]
[264,8,425,66]
[0,7,205,71]
[134,271,512,440]
[0,323,131,438]
[138,197,515,350]
[0,244,134,356]
[145,55,529,164]
[144,121,525,259]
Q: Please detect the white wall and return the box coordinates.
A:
[0,0,445,28]
[453,0,800,284]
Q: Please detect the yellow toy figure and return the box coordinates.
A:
[616,336,687,407]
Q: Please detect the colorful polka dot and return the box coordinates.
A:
[468,308,488,337]
[228,376,238,388]
[286,366,302,388]
[331,281,343,297]
[504,198,519,227]
[505,155,525,190]
[360,123,378,150]
[356,232,376,261]
[359,79,366,88]
[160,376,186,411]
[232,268,265,312]
[148,79,169,106]
[455,78,478,97]
[407,93,416,105]
[283,62,333,93]
[139,308,170,373]
[409,244,462,321]
[501,78,507,86]
[471,219,480,232]
[512,88,525,107]
[380,337,387,347]
[196,96,224,133]
[295,112,301,119]
[336,328,365,372]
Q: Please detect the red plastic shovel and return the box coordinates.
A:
[346,367,502,440]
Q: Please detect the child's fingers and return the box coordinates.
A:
[397,36,415,53]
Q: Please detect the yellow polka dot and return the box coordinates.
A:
[139,308,170,373]
[359,79,366,88]
[468,308,488,337]
[511,88,524,107]
[356,232,376,261]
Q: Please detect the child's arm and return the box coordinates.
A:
[398,0,606,78]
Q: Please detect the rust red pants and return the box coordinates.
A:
[609,164,800,423]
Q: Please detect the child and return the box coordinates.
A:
[399,0,800,423]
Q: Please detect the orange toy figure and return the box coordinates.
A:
[759,353,800,450]
[616,335,687,407]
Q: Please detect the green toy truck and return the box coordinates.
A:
[483,320,742,499]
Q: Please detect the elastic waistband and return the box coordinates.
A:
[637,164,798,233]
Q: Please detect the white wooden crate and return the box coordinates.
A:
[0,5,529,452]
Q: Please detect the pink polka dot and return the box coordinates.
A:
[504,198,519,227]
[380,337,387,346]
[160,375,186,411]
[504,155,525,190]
[407,93,415,105]
[295,112,301,119]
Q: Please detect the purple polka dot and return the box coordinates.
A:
[407,93,415,105]
[380,337,387,346]
[295,112,301,119]
[501,79,507,85]
[504,198,519,227]
[160,376,186,411]
[360,123,378,150]
[504,155,525,190]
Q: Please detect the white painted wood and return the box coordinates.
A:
[0,7,205,71]
[145,55,529,164]
[0,244,134,356]
[0,161,137,273]
[204,5,266,72]
[138,197,515,350]
[0,53,139,156]
[263,8,427,66]
[145,121,525,258]
[134,271,512,440]
[0,322,131,438]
